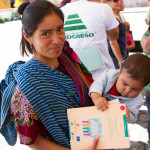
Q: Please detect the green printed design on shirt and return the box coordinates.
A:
[67,14,79,19]
[64,14,87,31]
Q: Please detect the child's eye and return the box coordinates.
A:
[123,82,127,86]
[132,88,139,91]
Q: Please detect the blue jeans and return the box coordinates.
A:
[145,90,150,140]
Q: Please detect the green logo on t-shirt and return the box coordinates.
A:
[64,14,87,31]
[64,14,95,39]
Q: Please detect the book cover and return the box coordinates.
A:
[76,46,104,72]
[67,104,130,149]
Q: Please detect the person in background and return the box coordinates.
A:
[119,0,130,30]
[0,0,106,149]
[100,0,107,2]
[11,0,15,8]
[89,53,150,123]
[59,0,71,7]
[61,0,124,80]
[107,0,127,69]
[119,0,135,56]
[141,9,150,141]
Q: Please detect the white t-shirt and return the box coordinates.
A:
[61,0,119,79]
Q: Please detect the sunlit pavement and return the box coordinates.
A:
[0,20,31,150]
[0,20,30,80]
[0,134,31,150]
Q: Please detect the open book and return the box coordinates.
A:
[67,104,130,149]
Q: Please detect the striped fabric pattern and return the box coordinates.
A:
[0,41,93,147]
[0,61,25,146]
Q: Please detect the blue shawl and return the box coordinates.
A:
[0,41,93,147]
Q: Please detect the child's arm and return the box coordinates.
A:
[124,94,143,123]
[91,92,109,111]
[126,106,130,122]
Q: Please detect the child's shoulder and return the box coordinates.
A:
[104,69,119,75]
[96,69,119,80]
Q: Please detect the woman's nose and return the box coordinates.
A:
[52,32,60,44]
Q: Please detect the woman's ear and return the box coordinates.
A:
[22,30,32,44]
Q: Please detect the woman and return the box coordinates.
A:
[141,9,150,142]
[107,0,126,69]
[59,0,71,7]
[0,0,100,149]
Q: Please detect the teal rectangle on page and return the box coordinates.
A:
[123,115,129,137]
[68,120,71,140]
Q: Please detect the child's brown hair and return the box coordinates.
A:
[121,53,150,86]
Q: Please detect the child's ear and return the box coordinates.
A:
[22,30,32,44]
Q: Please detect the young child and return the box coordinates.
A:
[89,53,150,123]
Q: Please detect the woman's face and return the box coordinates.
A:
[120,0,125,11]
[25,13,65,63]
[100,0,106,3]
[107,0,121,11]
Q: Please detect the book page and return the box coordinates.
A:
[67,104,130,150]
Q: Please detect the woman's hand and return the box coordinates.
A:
[84,136,99,150]
[84,137,113,150]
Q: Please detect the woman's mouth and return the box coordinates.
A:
[49,47,62,52]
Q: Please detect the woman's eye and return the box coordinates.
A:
[43,32,49,36]
[58,27,64,32]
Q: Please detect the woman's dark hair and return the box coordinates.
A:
[18,0,64,56]
[121,53,150,86]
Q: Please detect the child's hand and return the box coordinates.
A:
[94,97,109,111]
[126,106,130,122]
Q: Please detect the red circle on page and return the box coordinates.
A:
[120,105,125,111]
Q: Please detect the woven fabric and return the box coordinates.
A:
[0,61,26,146]
[0,41,93,147]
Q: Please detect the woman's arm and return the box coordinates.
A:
[109,40,124,63]
[29,134,101,150]
[107,27,119,41]
[141,36,150,53]
[29,134,70,150]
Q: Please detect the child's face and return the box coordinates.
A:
[116,69,145,98]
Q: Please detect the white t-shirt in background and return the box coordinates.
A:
[61,0,119,79]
